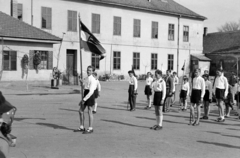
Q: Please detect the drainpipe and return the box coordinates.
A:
[177,15,181,75]
[31,0,33,25]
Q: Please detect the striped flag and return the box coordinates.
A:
[80,20,106,60]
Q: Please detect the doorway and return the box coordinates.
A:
[66,49,78,85]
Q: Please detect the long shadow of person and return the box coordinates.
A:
[36,123,74,131]
[197,141,240,150]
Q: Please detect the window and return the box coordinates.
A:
[41,7,52,29]
[183,26,189,42]
[92,54,100,69]
[113,51,121,70]
[133,19,141,37]
[3,51,17,71]
[37,51,48,69]
[29,51,53,70]
[168,54,174,70]
[168,24,174,41]
[152,21,158,39]
[133,52,140,70]
[68,10,77,32]
[151,53,158,70]
[17,3,23,20]
[92,13,100,34]
[113,16,121,36]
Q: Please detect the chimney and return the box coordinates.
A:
[11,0,18,18]
[203,27,208,36]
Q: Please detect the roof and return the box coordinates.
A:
[203,30,240,54]
[84,0,206,20]
[191,54,211,61]
[0,11,61,42]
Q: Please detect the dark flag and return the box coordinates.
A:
[80,20,106,60]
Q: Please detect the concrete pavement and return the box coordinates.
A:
[1,81,240,158]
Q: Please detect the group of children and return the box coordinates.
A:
[140,68,240,129]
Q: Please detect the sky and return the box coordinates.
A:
[175,0,240,33]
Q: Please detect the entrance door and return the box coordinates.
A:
[66,50,77,85]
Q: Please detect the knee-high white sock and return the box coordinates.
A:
[159,116,163,126]
[94,103,98,111]
[156,116,160,125]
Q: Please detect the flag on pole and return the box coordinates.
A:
[181,61,185,71]
[80,20,106,60]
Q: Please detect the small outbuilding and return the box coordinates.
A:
[0,11,61,81]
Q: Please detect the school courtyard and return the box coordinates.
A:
[1,81,240,158]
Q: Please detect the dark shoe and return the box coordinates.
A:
[154,126,163,130]
[192,121,200,126]
[92,111,97,114]
[218,118,225,122]
[74,127,85,132]
[200,116,208,120]
[82,129,93,134]
[150,125,158,129]
[188,121,195,125]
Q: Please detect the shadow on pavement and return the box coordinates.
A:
[101,119,149,129]
[36,123,74,131]
[9,89,80,96]
[197,141,240,149]
[14,117,46,121]
[206,131,240,139]
[98,106,128,111]
[226,128,240,131]
[59,108,78,112]
[136,116,187,125]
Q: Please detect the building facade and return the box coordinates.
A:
[0,0,206,81]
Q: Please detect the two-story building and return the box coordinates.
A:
[0,0,206,82]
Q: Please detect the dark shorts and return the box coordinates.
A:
[204,90,210,101]
[153,92,163,106]
[94,89,99,98]
[180,90,187,100]
[83,90,95,107]
[144,85,152,96]
[191,89,201,104]
[166,88,173,97]
[216,88,225,100]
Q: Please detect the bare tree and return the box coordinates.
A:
[218,20,240,32]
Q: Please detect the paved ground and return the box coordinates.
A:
[1,81,240,158]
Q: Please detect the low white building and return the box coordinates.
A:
[0,0,206,82]
[0,11,61,81]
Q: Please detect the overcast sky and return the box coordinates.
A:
[175,0,240,33]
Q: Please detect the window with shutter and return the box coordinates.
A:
[47,51,53,69]
[3,51,17,71]
[29,50,34,69]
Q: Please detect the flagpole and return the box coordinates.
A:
[78,14,84,100]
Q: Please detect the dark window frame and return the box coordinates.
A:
[113,51,121,70]
[133,52,140,70]
[167,54,174,71]
[183,25,189,42]
[68,10,77,32]
[151,21,158,39]
[91,53,100,70]
[133,19,141,37]
[3,51,17,71]
[113,16,121,36]
[151,53,158,70]
[41,7,52,30]
[92,13,100,34]
[168,24,175,41]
